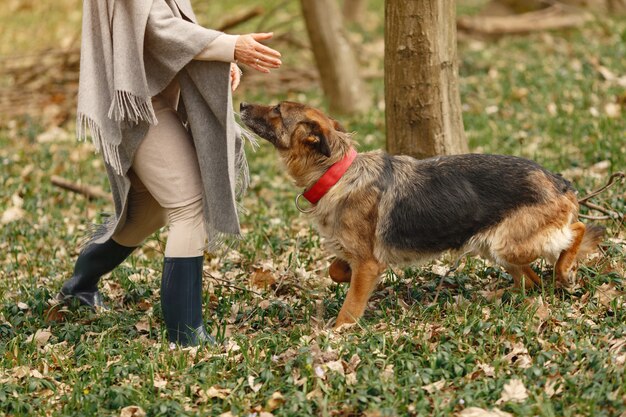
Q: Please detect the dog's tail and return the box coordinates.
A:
[577,224,605,260]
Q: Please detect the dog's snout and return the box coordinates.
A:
[240,102,250,112]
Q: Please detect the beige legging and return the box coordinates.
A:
[112,95,206,257]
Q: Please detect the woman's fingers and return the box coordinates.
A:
[251,32,274,42]
[234,33,282,73]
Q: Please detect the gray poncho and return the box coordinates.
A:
[77,0,248,248]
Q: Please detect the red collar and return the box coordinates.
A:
[302,148,357,204]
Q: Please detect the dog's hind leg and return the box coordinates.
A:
[335,259,386,328]
[507,265,541,290]
[555,221,587,287]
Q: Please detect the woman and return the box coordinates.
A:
[57,0,281,346]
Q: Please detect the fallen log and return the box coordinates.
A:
[457,4,591,35]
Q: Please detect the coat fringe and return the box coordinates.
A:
[107,90,158,125]
[76,112,124,175]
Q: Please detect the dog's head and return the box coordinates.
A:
[240,101,353,186]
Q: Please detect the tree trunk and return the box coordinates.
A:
[300,0,370,115]
[385,0,468,159]
[342,0,367,24]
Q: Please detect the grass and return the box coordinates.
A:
[1,1,625,416]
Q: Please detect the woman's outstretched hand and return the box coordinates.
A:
[234,33,281,73]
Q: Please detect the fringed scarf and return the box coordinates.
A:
[77,0,250,248]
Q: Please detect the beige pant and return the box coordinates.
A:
[112,95,207,257]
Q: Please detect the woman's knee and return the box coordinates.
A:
[165,198,206,258]
[113,190,168,247]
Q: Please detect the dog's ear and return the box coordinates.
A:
[302,121,331,157]
[303,133,331,158]
[331,118,347,133]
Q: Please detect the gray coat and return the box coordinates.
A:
[79,0,248,249]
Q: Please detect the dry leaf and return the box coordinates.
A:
[477,363,495,377]
[346,372,357,386]
[206,386,231,399]
[13,365,30,379]
[325,360,345,376]
[153,376,167,389]
[381,364,394,382]
[496,379,528,404]
[134,317,151,333]
[250,267,277,289]
[594,282,624,308]
[120,406,146,417]
[459,407,513,417]
[422,379,445,394]
[346,354,361,373]
[605,103,621,118]
[544,378,563,397]
[248,375,262,393]
[26,329,52,347]
[2,206,25,224]
[502,342,532,369]
[266,391,285,411]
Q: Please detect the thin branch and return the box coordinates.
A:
[51,175,112,201]
[578,172,625,203]
[217,7,264,32]
[204,272,262,296]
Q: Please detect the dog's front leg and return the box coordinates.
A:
[334,259,386,328]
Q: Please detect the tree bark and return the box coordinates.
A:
[300,0,370,115]
[385,0,468,158]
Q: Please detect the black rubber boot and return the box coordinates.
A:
[57,239,136,310]
[161,256,214,347]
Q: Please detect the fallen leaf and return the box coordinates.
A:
[459,407,513,417]
[594,282,624,308]
[13,366,30,379]
[477,363,495,378]
[2,206,25,224]
[248,375,262,393]
[496,379,528,404]
[206,386,231,399]
[250,266,277,289]
[26,329,52,347]
[502,342,532,369]
[346,372,357,386]
[422,379,445,394]
[153,376,167,389]
[324,360,345,376]
[266,391,285,411]
[605,103,621,118]
[120,406,146,417]
[134,317,151,333]
[544,378,563,397]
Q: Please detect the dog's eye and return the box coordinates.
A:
[272,105,281,115]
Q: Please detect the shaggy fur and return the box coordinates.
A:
[240,101,604,328]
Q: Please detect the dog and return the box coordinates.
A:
[240,101,604,328]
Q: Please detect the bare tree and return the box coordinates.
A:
[300,0,370,115]
[385,0,468,158]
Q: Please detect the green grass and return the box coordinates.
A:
[1,1,625,416]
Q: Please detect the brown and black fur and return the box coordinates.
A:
[240,101,604,328]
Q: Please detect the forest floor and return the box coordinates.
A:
[1,1,625,416]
